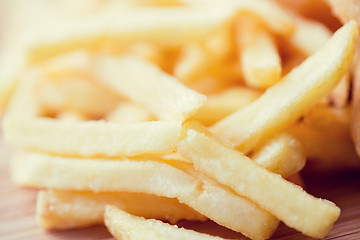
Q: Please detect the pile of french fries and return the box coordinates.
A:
[1,0,360,239]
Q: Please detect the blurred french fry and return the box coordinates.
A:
[289,14,332,56]
[190,87,260,126]
[252,133,306,178]
[37,190,206,230]
[106,102,155,123]
[351,52,360,157]
[13,151,279,240]
[178,129,340,238]
[292,106,360,171]
[180,0,295,36]
[211,21,358,153]
[326,74,350,108]
[236,15,281,89]
[35,74,121,119]
[327,0,360,24]
[104,205,221,240]
[3,70,182,157]
[94,55,206,121]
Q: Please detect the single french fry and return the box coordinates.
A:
[104,205,222,240]
[178,130,340,238]
[327,0,360,24]
[211,21,358,153]
[179,0,295,36]
[351,52,360,157]
[236,15,281,89]
[12,151,279,240]
[105,102,155,123]
[190,87,260,126]
[27,6,235,62]
[35,74,121,118]
[289,14,332,56]
[36,190,206,230]
[252,133,306,178]
[174,44,210,82]
[94,55,206,121]
[291,106,360,171]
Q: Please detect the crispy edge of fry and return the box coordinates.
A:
[211,20,358,153]
[36,190,206,230]
[104,205,223,240]
[94,55,206,122]
[236,15,281,89]
[13,151,279,240]
[178,129,340,238]
[252,133,306,178]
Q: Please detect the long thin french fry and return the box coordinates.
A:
[104,205,222,240]
[252,133,306,178]
[36,190,206,229]
[178,129,340,238]
[12,151,279,240]
[211,21,358,153]
[236,15,281,89]
[93,55,206,121]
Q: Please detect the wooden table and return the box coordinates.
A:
[1,134,360,240]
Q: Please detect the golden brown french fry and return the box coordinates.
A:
[105,102,155,123]
[180,0,295,36]
[236,15,281,89]
[36,190,206,229]
[211,21,358,153]
[190,87,260,126]
[13,151,279,240]
[104,205,222,240]
[252,133,306,178]
[178,130,340,238]
[94,55,206,121]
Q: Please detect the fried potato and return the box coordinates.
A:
[36,190,206,229]
[3,67,182,157]
[327,74,350,108]
[289,14,332,55]
[93,55,206,121]
[35,74,121,118]
[104,205,222,240]
[180,0,295,36]
[105,102,155,123]
[351,52,360,157]
[178,129,340,238]
[252,133,306,178]
[327,0,360,24]
[190,87,260,126]
[211,21,358,153]
[236,15,281,89]
[12,151,279,240]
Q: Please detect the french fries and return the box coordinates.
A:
[211,21,357,153]
[178,129,340,238]
[104,205,222,240]
[12,151,279,240]
[236,15,281,89]
[93,55,206,121]
[37,190,206,229]
[2,1,360,239]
